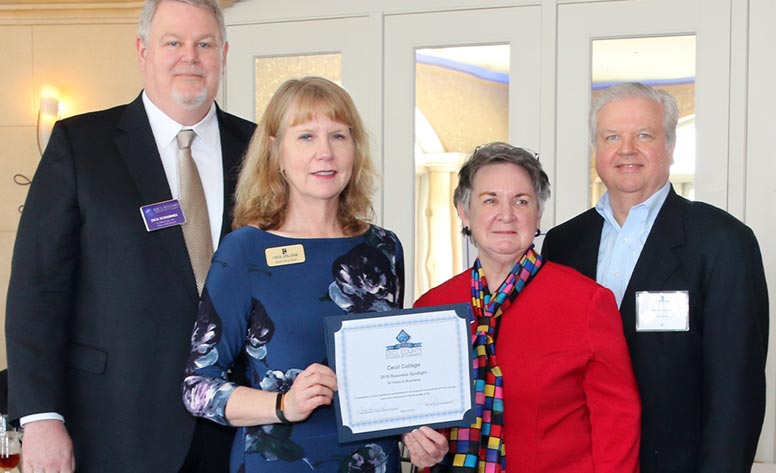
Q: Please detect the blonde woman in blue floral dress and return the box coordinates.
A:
[183,77,404,473]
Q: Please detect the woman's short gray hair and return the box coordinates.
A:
[453,142,550,234]
[589,82,679,150]
[138,0,226,46]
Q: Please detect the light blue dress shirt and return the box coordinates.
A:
[595,182,671,307]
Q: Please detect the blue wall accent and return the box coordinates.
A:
[592,77,695,90]
[416,53,509,85]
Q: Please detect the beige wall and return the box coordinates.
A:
[0,7,143,369]
[416,63,509,154]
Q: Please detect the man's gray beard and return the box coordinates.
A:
[173,86,209,110]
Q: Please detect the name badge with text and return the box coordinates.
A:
[140,199,186,232]
[636,290,690,332]
[265,244,306,267]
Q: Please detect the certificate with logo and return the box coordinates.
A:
[324,304,475,442]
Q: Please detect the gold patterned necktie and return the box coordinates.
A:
[177,129,214,296]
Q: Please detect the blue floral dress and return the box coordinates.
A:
[183,225,404,473]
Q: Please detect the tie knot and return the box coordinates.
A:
[177,129,196,149]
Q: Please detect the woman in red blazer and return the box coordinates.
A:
[402,143,640,473]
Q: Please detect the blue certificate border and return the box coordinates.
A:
[323,303,475,443]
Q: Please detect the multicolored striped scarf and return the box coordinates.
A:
[434,247,543,473]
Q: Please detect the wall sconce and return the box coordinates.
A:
[37,85,62,154]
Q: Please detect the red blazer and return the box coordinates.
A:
[415,261,641,473]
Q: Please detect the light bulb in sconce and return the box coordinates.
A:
[37,85,62,154]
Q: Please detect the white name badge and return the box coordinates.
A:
[635,290,690,332]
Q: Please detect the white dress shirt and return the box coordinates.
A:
[143,92,224,250]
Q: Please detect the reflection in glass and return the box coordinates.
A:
[414,45,509,297]
[254,54,342,121]
[591,36,696,205]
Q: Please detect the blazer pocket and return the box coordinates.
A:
[68,342,108,374]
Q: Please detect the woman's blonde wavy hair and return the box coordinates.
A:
[232,77,375,235]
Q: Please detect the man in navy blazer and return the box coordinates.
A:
[5,1,255,472]
[542,82,768,473]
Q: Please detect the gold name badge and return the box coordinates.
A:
[265,244,306,267]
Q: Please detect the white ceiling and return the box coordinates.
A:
[418,35,696,83]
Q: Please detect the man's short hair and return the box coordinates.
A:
[589,82,679,150]
[138,0,226,46]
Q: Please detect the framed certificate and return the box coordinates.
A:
[324,304,475,443]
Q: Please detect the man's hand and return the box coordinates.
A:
[21,419,75,473]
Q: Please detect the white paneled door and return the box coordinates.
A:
[555,0,734,223]
[224,15,383,215]
[383,6,543,304]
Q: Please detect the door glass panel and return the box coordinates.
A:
[414,45,509,296]
[254,53,342,120]
[590,35,696,206]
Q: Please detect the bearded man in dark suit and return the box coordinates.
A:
[5,1,255,471]
[542,82,768,473]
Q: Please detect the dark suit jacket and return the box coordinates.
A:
[542,187,769,473]
[5,94,255,473]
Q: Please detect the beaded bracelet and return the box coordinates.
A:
[275,391,292,424]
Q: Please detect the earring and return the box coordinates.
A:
[535,229,541,237]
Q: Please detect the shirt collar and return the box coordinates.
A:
[142,91,219,151]
[595,180,671,230]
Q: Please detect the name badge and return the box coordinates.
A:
[140,199,186,232]
[635,290,690,332]
[265,244,306,267]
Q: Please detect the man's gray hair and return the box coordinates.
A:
[589,82,679,150]
[138,0,226,46]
